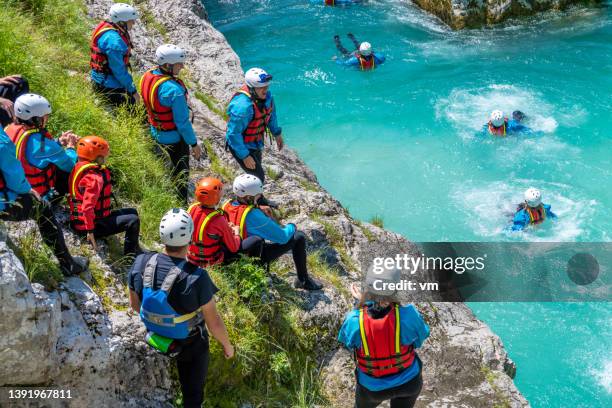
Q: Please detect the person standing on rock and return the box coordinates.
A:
[128,208,234,408]
[338,265,429,408]
[222,174,323,290]
[90,3,140,107]
[226,67,283,187]
[140,44,202,204]
[0,126,88,276]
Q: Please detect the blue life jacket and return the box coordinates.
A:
[139,254,203,339]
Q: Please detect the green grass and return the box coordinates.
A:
[194,91,229,121]
[355,220,376,242]
[298,178,319,192]
[311,212,356,271]
[266,165,281,181]
[12,229,64,290]
[369,214,384,228]
[133,0,168,38]
[203,139,237,182]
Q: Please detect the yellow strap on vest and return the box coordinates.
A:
[187,202,199,213]
[70,163,100,196]
[148,75,173,111]
[239,205,253,239]
[14,129,38,159]
[93,26,115,42]
[198,209,223,242]
[359,308,370,357]
[237,89,252,99]
[395,304,401,354]
[173,310,198,324]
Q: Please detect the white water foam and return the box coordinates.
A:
[592,359,612,394]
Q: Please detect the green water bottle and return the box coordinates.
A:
[145,332,174,354]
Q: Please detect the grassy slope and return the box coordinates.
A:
[0,1,333,406]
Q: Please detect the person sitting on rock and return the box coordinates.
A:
[0,126,88,276]
[128,208,234,408]
[334,34,385,71]
[67,136,141,256]
[485,109,532,137]
[187,177,264,267]
[0,74,29,127]
[222,174,323,291]
[90,3,140,107]
[140,44,202,204]
[339,264,429,408]
[511,187,557,231]
[5,93,80,204]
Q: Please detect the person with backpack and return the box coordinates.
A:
[128,208,234,408]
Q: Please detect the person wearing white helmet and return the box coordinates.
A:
[5,93,81,201]
[221,174,323,291]
[0,74,30,127]
[90,3,140,107]
[226,67,284,188]
[128,208,234,407]
[140,44,202,204]
[511,187,557,231]
[486,109,532,137]
[334,33,386,71]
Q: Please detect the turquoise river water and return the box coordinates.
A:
[205,1,611,406]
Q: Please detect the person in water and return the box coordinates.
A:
[511,188,557,231]
[334,34,385,71]
[339,264,429,407]
[486,110,531,137]
[322,0,363,5]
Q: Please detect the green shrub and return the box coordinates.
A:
[369,214,384,228]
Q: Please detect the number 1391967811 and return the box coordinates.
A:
[7,389,72,399]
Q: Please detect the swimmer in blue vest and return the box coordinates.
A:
[510,188,557,231]
[485,110,533,137]
[334,33,385,70]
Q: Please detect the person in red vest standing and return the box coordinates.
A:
[68,136,141,256]
[338,265,429,407]
[187,177,263,267]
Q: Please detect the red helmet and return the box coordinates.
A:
[195,177,223,206]
[77,136,110,161]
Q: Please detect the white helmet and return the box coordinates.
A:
[109,3,139,24]
[233,174,263,198]
[14,94,52,120]
[156,44,186,65]
[245,68,273,88]
[359,42,372,56]
[524,188,542,208]
[159,208,194,247]
[490,110,505,128]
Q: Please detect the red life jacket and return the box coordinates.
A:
[5,124,56,196]
[230,85,273,144]
[488,118,508,137]
[90,21,132,75]
[222,199,254,239]
[140,69,189,131]
[68,161,113,231]
[355,304,416,378]
[187,204,225,266]
[525,205,546,225]
[355,52,375,71]
[325,0,335,5]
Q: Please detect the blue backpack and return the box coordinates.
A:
[139,254,203,339]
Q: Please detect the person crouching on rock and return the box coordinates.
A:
[338,264,430,408]
[187,176,264,267]
[68,136,141,256]
[128,208,234,408]
[222,174,323,291]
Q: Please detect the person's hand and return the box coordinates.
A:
[60,131,79,149]
[30,189,42,202]
[243,155,256,170]
[0,97,14,121]
[87,232,98,252]
[132,92,141,105]
[0,75,22,86]
[231,224,240,236]
[223,343,235,359]
[275,135,284,151]
[350,282,362,301]
[192,144,202,161]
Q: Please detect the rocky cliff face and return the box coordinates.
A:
[0,0,529,406]
[409,0,599,29]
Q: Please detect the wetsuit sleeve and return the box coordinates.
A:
[338,310,362,350]
[337,56,359,66]
[27,133,76,173]
[0,141,31,194]
[212,216,241,253]
[196,268,219,308]
[511,210,529,231]
[226,97,253,159]
[544,204,557,219]
[127,254,146,300]
[400,305,430,348]
[374,53,386,64]
[267,94,282,136]
[79,172,103,231]
[245,208,296,244]
[64,147,77,164]
[104,33,136,94]
[165,84,197,146]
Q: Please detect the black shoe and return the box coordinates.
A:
[294,277,323,291]
[60,256,89,276]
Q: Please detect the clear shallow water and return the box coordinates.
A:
[205,0,612,406]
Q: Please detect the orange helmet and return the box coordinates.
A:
[195,177,223,206]
[77,136,110,161]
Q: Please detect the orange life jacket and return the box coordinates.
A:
[222,199,254,239]
[325,0,335,5]
[230,85,273,144]
[488,119,508,137]
[140,69,189,131]
[5,124,56,196]
[187,204,225,266]
[355,53,375,71]
[90,21,132,75]
[355,305,416,378]
[68,161,113,231]
[525,205,546,225]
